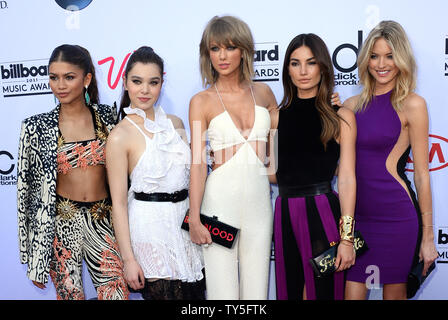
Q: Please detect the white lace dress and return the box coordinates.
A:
[124,106,204,282]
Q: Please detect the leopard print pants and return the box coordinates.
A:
[49,195,129,300]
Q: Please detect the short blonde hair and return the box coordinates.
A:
[199,15,255,87]
[355,20,416,112]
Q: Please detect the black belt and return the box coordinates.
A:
[134,189,188,203]
[279,181,332,198]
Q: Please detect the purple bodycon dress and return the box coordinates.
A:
[346,91,422,284]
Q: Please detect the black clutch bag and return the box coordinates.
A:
[181,210,239,249]
[309,230,368,278]
[406,260,436,299]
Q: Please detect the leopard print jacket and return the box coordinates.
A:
[17,103,118,284]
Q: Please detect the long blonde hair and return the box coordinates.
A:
[199,15,255,87]
[355,20,416,112]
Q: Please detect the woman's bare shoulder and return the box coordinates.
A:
[190,87,215,106]
[107,117,134,145]
[343,94,360,111]
[166,114,186,130]
[252,81,277,109]
[403,92,426,112]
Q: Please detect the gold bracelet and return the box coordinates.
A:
[422,225,434,228]
[339,215,355,243]
[421,212,433,216]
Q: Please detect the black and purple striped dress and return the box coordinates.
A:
[274,96,344,300]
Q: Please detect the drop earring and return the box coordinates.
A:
[84,85,90,105]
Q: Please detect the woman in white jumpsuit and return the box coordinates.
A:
[188,15,278,299]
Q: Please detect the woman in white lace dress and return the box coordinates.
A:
[106,46,205,300]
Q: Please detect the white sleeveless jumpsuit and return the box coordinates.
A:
[201,85,273,299]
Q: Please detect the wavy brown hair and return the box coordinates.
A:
[279,33,341,148]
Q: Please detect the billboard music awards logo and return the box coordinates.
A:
[0,150,17,186]
[253,42,280,82]
[437,227,448,263]
[406,134,448,172]
[0,59,52,98]
[445,36,448,76]
[333,30,363,86]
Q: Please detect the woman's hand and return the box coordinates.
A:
[335,240,356,272]
[32,280,46,289]
[419,238,438,276]
[189,219,212,246]
[331,92,342,106]
[123,259,145,290]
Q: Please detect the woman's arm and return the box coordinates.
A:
[405,94,438,275]
[267,117,278,185]
[17,121,30,263]
[256,82,279,183]
[188,94,212,245]
[167,114,189,145]
[335,107,357,271]
[16,121,47,288]
[106,126,145,290]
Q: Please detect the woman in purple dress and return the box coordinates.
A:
[344,20,438,300]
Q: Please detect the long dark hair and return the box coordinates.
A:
[118,46,164,119]
[279,33,340,148]
[49,44,99,105]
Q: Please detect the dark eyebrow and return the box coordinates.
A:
[49,72,77,76]
[130,75,161,81]
[290,56,316,62]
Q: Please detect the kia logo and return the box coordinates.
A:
[406,134,448,172]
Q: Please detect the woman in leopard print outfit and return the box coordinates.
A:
[17,44,129,300]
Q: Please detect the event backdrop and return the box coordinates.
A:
[0,0,447,300]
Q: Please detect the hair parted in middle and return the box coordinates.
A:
[118,46,164,120]
[355,20,416,112]
[199,15,255,87]
[279,33,341,149]
[49,44,99,105]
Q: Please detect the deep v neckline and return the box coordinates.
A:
[214,84,256,141]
